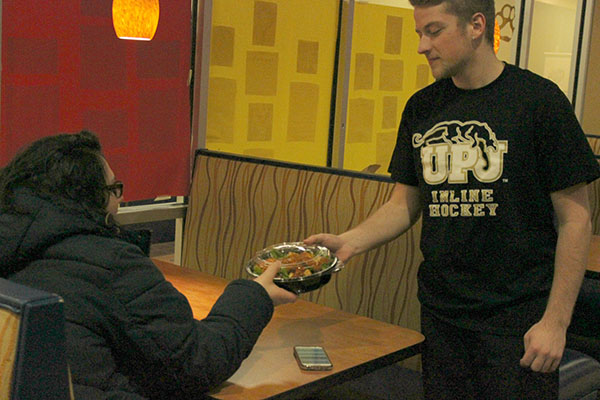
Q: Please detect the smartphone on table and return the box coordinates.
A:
[293,346,333,371]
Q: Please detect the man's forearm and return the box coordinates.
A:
[543,219,591,328]
[543,183,593,329]
[339,184,422,256]
[338,202,411,254]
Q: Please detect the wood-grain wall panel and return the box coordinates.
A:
[182,151,423,341]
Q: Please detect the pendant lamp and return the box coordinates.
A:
[494,19,501,54]
[112,0,159,41]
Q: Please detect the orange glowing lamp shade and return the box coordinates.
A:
[112,0,159,41]
[494,19,501,54]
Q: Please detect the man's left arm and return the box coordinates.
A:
[520,182,593,373]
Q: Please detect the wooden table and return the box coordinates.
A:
[152,259,424,400]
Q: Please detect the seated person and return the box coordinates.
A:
[0,130,297,399]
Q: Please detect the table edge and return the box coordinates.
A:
[208,342,424,400]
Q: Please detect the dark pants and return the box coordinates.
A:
[421,309,559,400]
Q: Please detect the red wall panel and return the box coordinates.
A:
[1,0,191,200]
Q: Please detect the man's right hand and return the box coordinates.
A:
[304,233,355,263]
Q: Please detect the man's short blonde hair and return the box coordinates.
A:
[410,0,496,45]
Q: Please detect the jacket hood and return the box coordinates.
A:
[0,189,109,277]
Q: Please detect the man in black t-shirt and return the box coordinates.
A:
[305,0,600,398]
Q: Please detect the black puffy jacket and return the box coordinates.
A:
[0,189,274,399]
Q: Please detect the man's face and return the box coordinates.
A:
[414,3,473,80]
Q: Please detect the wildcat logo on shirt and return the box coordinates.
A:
[412,120,508,217]
[412,120,508,185]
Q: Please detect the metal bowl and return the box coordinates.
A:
[245,242,344,294]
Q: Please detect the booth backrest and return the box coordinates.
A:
[182,150,422,335]
[0,279,73,400]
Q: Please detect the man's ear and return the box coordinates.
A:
[470,12,487,40]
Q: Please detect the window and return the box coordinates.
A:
[339,0,434,173]
[193,0,591,171]
[203,0,339,165]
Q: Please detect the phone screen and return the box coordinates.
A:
[293,346,333,370]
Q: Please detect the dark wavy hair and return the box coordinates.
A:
[0,130,109,217]
[409,0,496,45]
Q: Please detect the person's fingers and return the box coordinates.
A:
[541,358,554,373]
[259,261,282,280]
[520,355,533,368]
[519,342,534,368]
[534,354,557,373]
[277,287,298,303]
[521,348,560,372]
[530,356,546,372]
[549,357,561,372]
[303,234,322,245]
[542,350,562,373]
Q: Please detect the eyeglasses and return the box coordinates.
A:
[105,181,124,198]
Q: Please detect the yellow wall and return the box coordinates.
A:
[343,3,433,172]
[206,0,338,165]
[204,0,588,168]
[205,0,433,171]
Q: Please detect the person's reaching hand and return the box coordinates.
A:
[254,261,298,306]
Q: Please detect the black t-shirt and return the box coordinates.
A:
[388,63,600,334]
